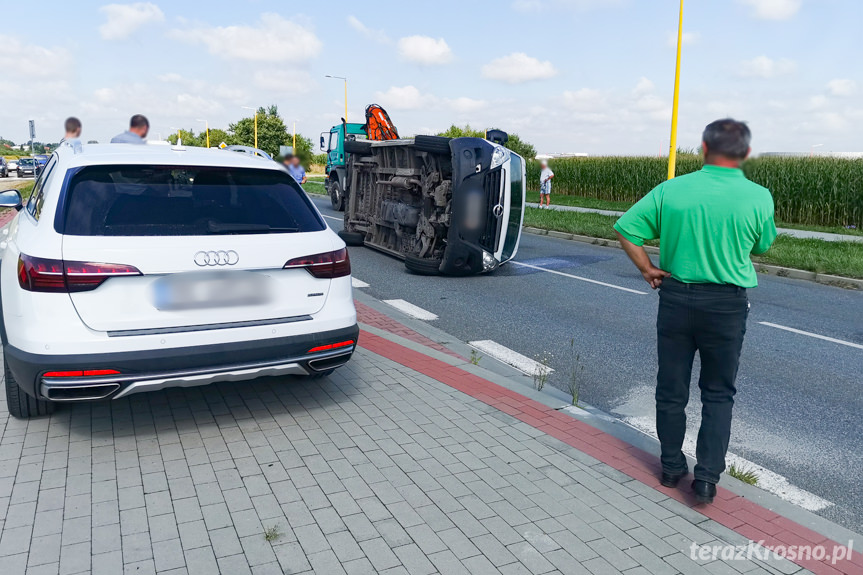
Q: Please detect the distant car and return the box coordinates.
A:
[34,154,49,166]
[0,158,7,178]
[16,158,36,177]
[6,159,17,177]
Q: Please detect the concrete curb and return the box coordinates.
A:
[355,290,863,551]
[523,226,863,290]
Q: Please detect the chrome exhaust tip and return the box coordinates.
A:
[41,383,121,401]
[307,350,353,372]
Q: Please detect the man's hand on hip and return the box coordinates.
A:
[641,265,671,289]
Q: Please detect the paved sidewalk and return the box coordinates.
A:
[525,203,863,244]
[0,299,860,574]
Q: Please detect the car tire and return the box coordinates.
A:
[413,135,452,155]
[4,358,54,419]
[405,255,442,275]
[330,179,345,211]
[344,140,372,155]
[338,230,364,246]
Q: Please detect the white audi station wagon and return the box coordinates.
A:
[0,143,358,418]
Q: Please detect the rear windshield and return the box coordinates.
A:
[60,165,325,236]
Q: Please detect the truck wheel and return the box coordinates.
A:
[413,135,452,155]
[4,358,54,419]
[405,255,442,276]
[338,230,364,246]
[330,179,345,211]
[344,140,372,155]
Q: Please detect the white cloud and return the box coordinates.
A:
[374,85,436,110]
[826,79,857,97]
[738,0,802,20]
[99,2,164,40]
[481,53,557,84]
[252,70,315,95]
[397,36,453,65]
[0,35,73,78]
[738,56,796,78]
[633,77,654,97]
[666,31,699,47]
[174,14,322,63]
[347,16,390,43]
[447,97,488,114]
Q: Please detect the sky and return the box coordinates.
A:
[1,0,861,155]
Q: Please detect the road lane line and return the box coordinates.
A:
[468,340,554,376]
[322,214,341,221]
[759,322,863,351]
[511,261,648,295]
[383,299,438,320]
[352,278,369,288]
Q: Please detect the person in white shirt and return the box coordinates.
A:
[539,160,554,208]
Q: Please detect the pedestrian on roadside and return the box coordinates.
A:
[61,117,82,143]
[539,160,554,208]
[285,154,307,185]
[110,114,149,144]
[613,119,776,504]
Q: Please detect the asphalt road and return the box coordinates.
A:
[309,193,863,533]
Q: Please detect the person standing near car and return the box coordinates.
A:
[61,117,82,143]
[110,114,149,144]
[285,154,307,185]
[613,119,776,504]
[539,160,554,208]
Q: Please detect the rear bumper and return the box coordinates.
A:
[4,324,359,401]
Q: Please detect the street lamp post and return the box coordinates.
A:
[169,127,182,144]
[241,106,258,149]
[196,119,209,148]
[667,0,684,180]
[325,75,348,122]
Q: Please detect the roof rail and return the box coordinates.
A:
[224,145,272,161]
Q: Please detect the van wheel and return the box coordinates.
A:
[338,230,364,246]
[330,179,345,211]
[413,135,452,155]
[405,255,442,275]
[4,358,54,419]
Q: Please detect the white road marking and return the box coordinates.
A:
[468,340,554,376]
[593,410,834,511]
[383,299,438,321]
[322,214,341,221]
[351,277,369,288]
[759,322,863,351]
[511,261,648,295]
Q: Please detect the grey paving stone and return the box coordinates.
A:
[183,546,218,575]
[91,550,123,575]
[58,541,90,575]
[152,538,186,572]
[359,537,401,571]
[217,554,253,575]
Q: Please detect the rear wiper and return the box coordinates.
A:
[206,222,299,234]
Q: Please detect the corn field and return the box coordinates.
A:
[527,156,863,227]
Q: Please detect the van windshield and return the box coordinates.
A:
[60,165,326,236]
[501,154,525,261]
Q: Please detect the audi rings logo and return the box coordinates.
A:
[492,204,504,218]
[194,250,239,267]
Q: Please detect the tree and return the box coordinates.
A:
[167,129,203,147]
[437,124,536,159]
[205,128,230,148]
[228,105,290,158]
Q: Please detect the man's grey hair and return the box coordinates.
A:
[702,119,751,160]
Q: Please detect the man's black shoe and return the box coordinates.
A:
[660,470,687,488]
[692,480,716,504]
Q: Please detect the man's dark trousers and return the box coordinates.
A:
[656,278,749,484]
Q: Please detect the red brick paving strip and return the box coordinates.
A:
[0,209,16,228]
[355,300,466,360]
[358,327,862,575]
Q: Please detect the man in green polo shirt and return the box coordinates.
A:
[614,119,776,504]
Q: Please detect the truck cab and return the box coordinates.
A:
[320,122,367,211]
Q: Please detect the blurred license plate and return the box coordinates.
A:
[152,271,273,311]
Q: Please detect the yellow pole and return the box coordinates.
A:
[205,121,210,148]
[344,79,348,122]
[292,121,296,153]
[667,0,684,180]
[253,112,258,150]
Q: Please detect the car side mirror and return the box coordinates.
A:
[320,136,326,150]
[0,190,23,211]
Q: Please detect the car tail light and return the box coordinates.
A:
[43,369,121,377]
[18,254,141,293]
[308,340,355,353]
[284,248,351,279]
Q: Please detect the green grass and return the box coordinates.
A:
[523,207,863,279]
[727,464,759,486]
[303,180,326,196]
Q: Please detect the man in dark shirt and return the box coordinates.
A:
[614,119,777,504]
